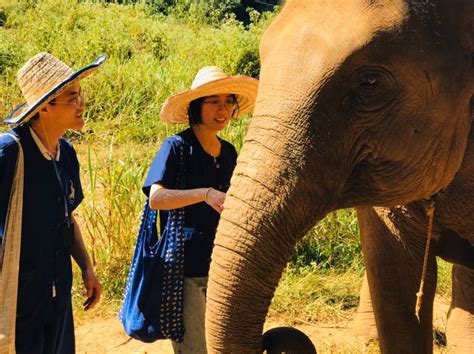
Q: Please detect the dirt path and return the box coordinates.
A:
[75,318,366,354]
[75,296,450,353]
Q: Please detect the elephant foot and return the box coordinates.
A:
[353,310,379,342]
[354,273,378,342]
[446,265,474,353]
[261,327,317,354]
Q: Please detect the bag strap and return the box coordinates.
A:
[0,133,24,354]
[159,140,186,262]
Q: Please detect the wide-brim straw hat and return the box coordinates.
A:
[4,52,106,125]
[160,66,259,124]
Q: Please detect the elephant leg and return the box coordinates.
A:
[353,272,378,341]
[446,265,474,353]
[357,206,437,354]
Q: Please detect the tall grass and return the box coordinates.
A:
[270,267,363,323]
[81,145,150,292]
[0,0,268,143]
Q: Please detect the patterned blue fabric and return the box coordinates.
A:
[119,143,186,343]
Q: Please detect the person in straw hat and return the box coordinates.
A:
[142,66,258,352]
[0,52,105,353]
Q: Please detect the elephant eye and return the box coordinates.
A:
[354,71,383,92]
[359,75,379,90]
[347,67,398,113]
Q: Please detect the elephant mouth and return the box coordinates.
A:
[339,147,452,209]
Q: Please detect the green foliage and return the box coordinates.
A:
[166,0,239,25]
[436,259,452,297]
[80,1,279,25]
[233,42,261,78]
[78,145,152,299]
[292,210,363,272]
[0,0,271,142]
[0,9,6,27]
[0,51,16,75]
[142,0,279,25]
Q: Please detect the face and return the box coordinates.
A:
[255,0,474,209]
[43,82,85,131]
[200,93,236,132]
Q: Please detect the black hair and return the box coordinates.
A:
[187,94,240,127]
[188,97,205,127]
[232,95,240,117]
[29,99,56,123]
[31,100,55,121]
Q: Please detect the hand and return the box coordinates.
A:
[205,188,226,214]
[81,268,102,310]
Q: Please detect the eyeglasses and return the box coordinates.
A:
[51,92,86,109]
[203,98,237,112]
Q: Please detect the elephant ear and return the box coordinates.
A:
[437,0,474,64]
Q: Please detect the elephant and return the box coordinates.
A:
[204,0,474,353]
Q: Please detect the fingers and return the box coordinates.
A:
[82,271,102,311]
[83,297,94,310]
[210,202,224,214]
[84,280,102,310]
[207,189,226,213]
[86,281,93,298]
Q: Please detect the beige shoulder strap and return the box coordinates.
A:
[0,133,24,354]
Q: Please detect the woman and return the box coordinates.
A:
[142,66,258,353]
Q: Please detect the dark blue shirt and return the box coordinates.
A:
[143,128,237,277]
[0,124,83,327]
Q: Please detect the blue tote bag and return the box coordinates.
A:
[120,143,186,343]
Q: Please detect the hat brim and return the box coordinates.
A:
[160,76,259,124]
[4,55,107,125]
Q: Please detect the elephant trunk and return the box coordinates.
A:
[206,112,333,352]
[204,4,365,348]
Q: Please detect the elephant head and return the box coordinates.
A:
[206,0,474,352]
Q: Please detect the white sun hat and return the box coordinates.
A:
[160,66,259,124]
[4,52,106,125]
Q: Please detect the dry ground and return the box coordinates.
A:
[75,296,450,353]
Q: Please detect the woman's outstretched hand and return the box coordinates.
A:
[205,187,226,214]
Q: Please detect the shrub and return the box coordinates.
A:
[0,51,16,75]
[291,210,363,272]
[0,9,6,27]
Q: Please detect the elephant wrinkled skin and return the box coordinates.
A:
[206,1,474,353]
